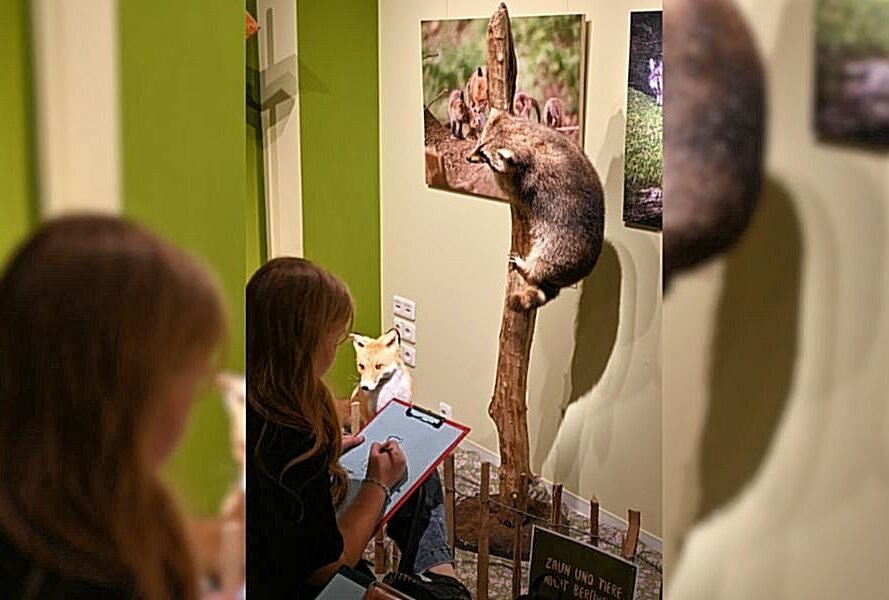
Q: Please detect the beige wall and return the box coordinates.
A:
[665,0,889,596]
[379,0,663,536]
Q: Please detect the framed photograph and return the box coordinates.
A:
[421,14,587,201]
[623,10,663,230]
[816,0,889,146]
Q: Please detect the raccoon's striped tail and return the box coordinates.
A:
[508,283,559,311]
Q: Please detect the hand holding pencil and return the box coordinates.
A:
[366,439,406,489]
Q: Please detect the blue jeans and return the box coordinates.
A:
[407,503,452,573]
[343,471,452,574]
[387,470,452,573]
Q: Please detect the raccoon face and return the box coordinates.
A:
[466,144,515,173]
[466,111,521,173]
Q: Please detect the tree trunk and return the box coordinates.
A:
[485,2,535,505]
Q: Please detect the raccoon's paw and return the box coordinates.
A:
[508,286,548,311]
[508,252,529,274]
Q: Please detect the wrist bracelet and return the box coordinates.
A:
[362,477,391,504]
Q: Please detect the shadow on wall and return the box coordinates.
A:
[696,178,802,522]
[565,241,622,415]
[530,241,621,474]
[530,111,627,472]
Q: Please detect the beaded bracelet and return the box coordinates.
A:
[362,477,391,504]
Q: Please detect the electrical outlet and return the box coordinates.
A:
[439,402,452,420]
[401,345,416,368]
[393,316,416,344]
[393,295,416,321]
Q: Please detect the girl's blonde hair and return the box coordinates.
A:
[246,257,353,504]
[0,215,226,599]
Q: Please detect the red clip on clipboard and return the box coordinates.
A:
[340,398,469,524]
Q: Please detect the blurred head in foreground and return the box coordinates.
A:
[0,214,226,599]
[664,0,767,287]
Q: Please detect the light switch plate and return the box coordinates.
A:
[401,345,416,368]
[393,316,416,344]
[393,295,416,321]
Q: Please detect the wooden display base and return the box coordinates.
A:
[453,494,549,561]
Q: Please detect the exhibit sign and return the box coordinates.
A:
[528,526,637,600]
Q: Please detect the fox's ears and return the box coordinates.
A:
[350,333,371,349]
[383,327,400,347]
[350,329,400,349]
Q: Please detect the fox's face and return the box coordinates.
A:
[350,329,403,392]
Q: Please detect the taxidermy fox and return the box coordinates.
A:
[350,329,413,425]
[191,374,246,593]
[467,110,604,310]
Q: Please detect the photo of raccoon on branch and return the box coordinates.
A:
[421,14,586,201]
[816,0,889,146]
[623,11,663,230]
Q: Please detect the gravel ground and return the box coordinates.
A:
[365,446,662,599]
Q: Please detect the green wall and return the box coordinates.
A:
[0,0,36,264]
[297,0,382,398]
[118,2,244,515]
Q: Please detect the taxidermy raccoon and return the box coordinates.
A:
[543,97,564,128]
[664,0,765,286]
[513,91,541,122]
[448,89,470,139]
[467,111,605,311]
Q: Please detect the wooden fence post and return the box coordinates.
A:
[590,496,600,547]
[374,528,386,574]
[477,462,491,600]
[444,454,456,553]
[350,401,360,435]
[511,472,528,598]
[550,483,563,534]
[621,509,641,560]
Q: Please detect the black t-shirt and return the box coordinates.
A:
[246,402,345,599]
[0,532,134,599]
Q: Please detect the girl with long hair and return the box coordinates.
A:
[247,257,468,598]
[0,215,227,599]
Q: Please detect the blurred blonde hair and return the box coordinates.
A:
[0,215,227,599]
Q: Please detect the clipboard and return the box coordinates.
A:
[339,398,469,524]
